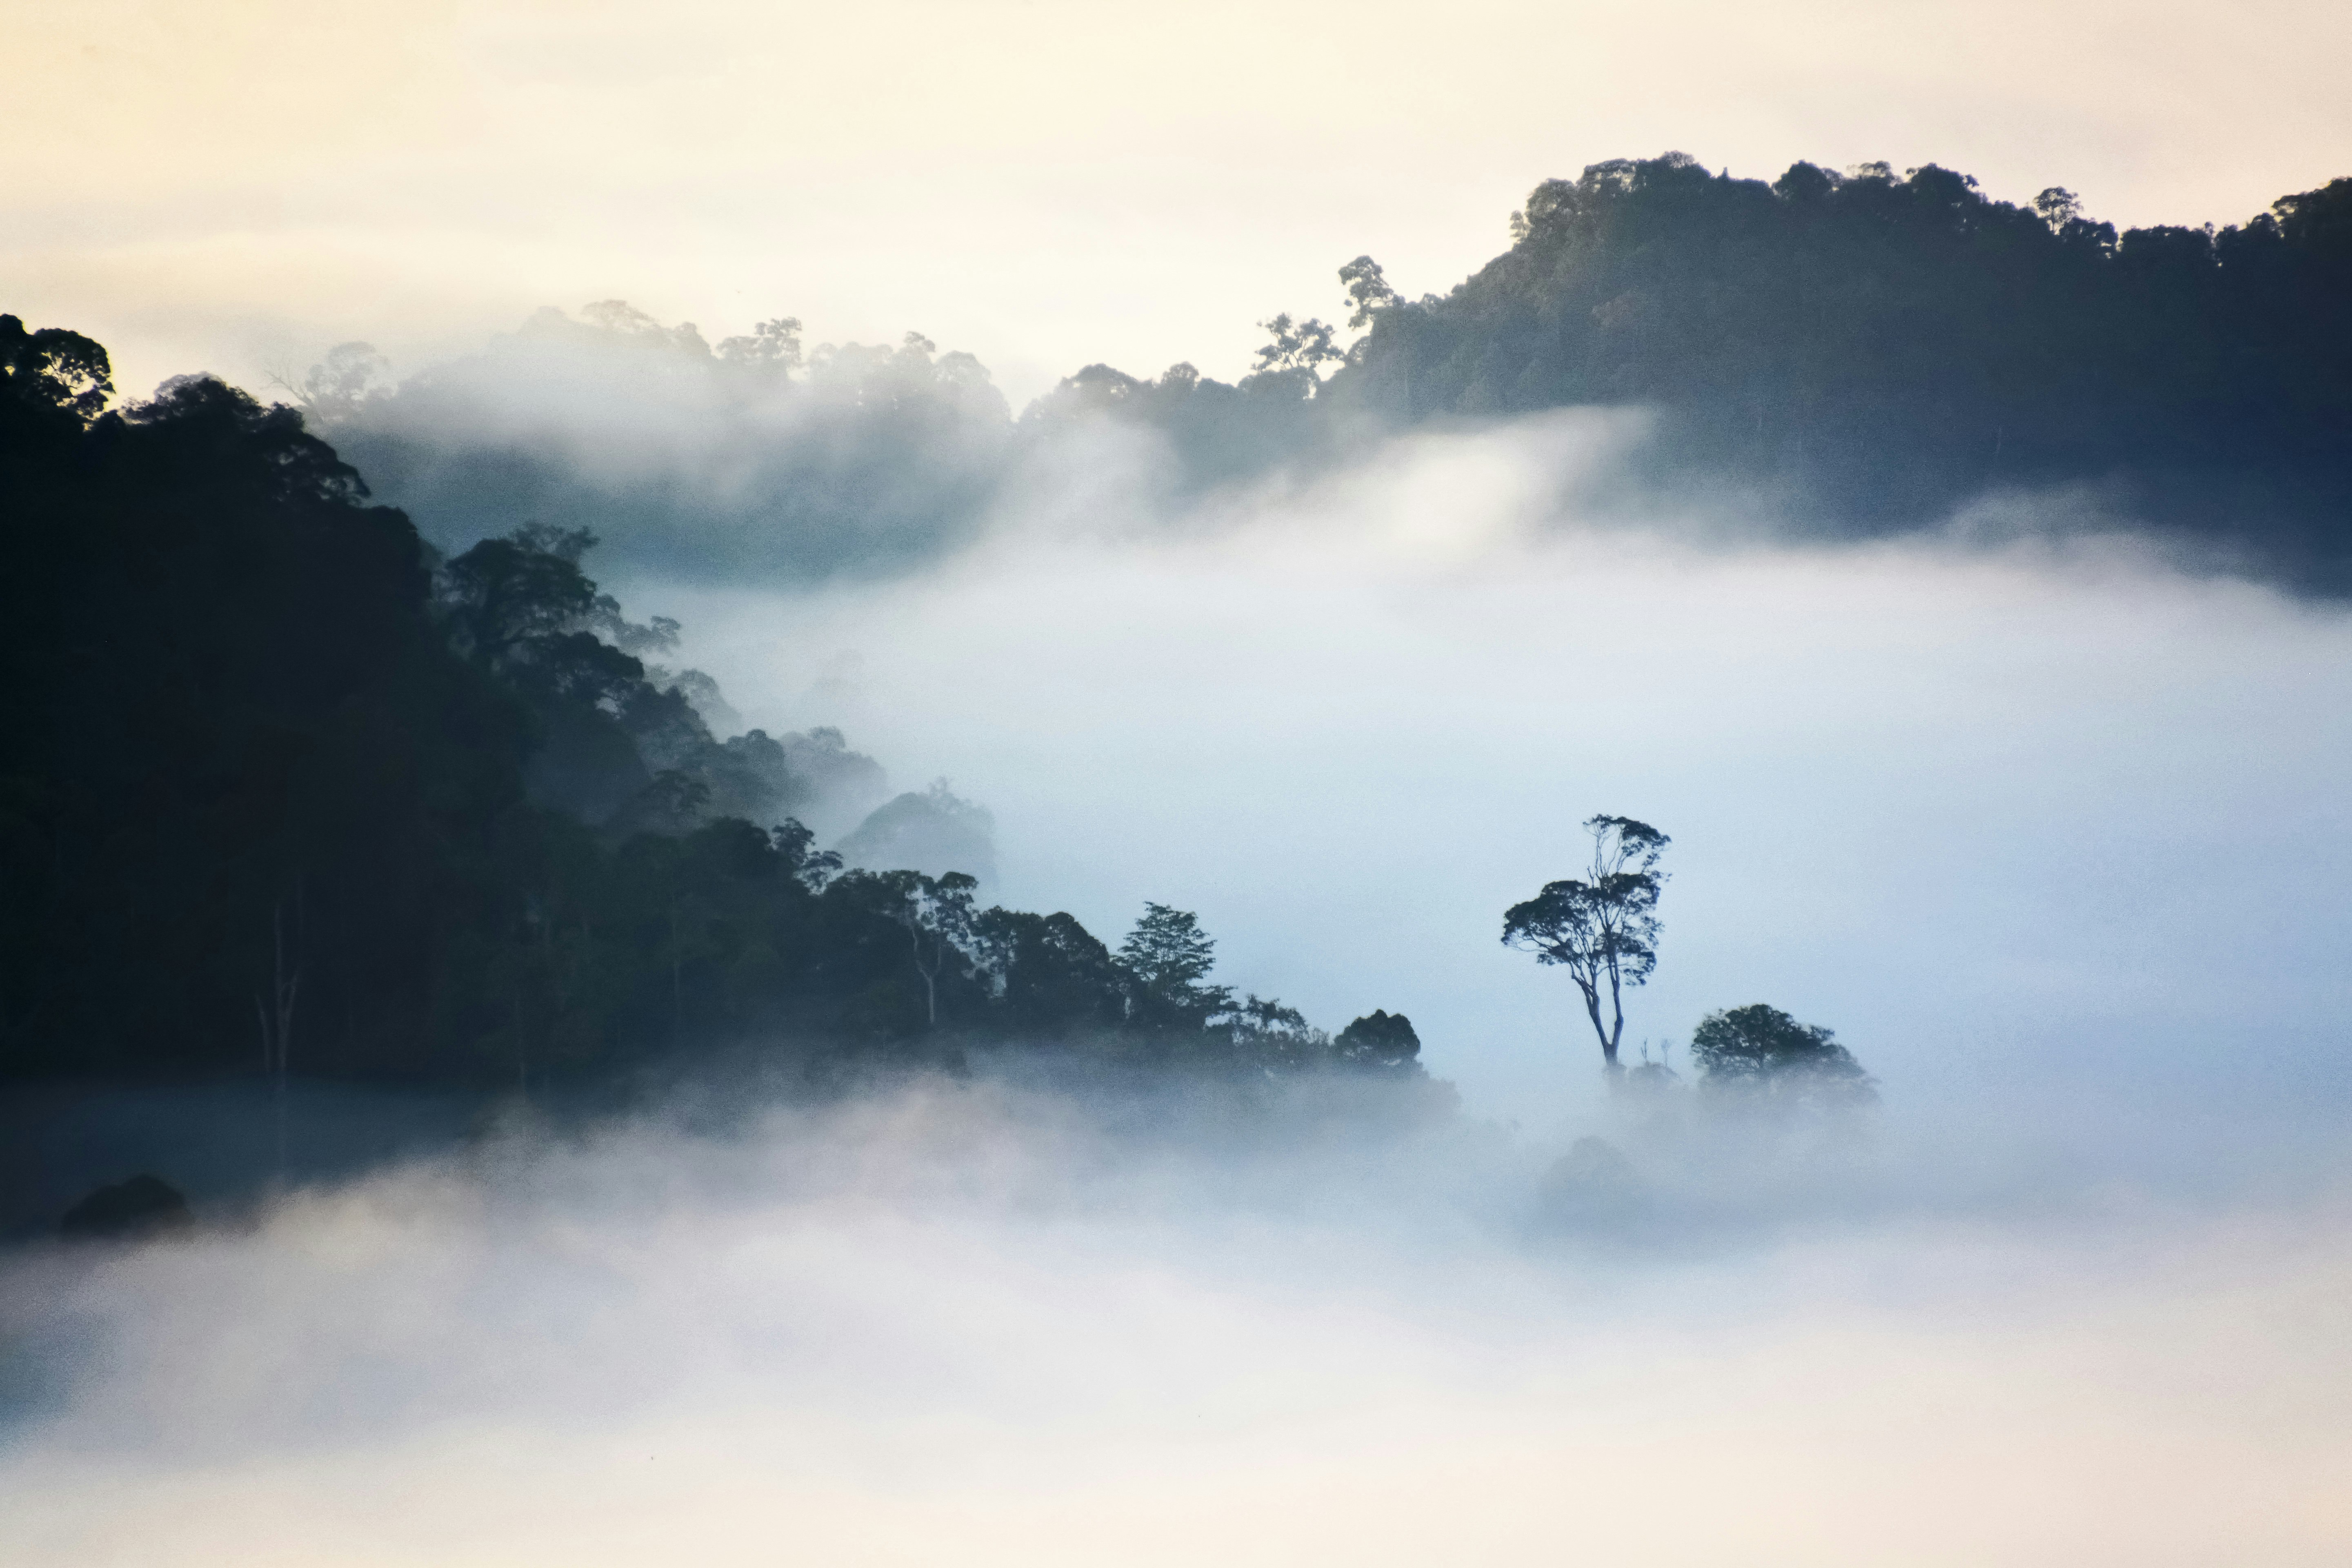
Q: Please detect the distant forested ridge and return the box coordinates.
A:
[1319,154,2352,583]
[305,304,1330,585]
[307,155,2352,593]
[0,316,1415,1091]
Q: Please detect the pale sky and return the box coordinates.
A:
[11,0,2351,404]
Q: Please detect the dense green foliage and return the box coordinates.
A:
[1325,155,2352,583]
[0,316,1411,1091]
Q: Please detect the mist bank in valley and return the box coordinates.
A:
[0,313,1887,1181]
[301,154,2352,593]
[10,140,2352,1214]
[11,302,2352,1563]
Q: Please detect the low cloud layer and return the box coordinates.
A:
[6,1074,2351,1566]
[634,410,2352,1133]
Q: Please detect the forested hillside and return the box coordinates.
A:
[0,316,1416,1092]
[302,158,2352,592]
[1321,155,2352,581]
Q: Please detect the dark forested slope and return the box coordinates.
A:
[0,316,1414,1092]
[2,325,529,1083]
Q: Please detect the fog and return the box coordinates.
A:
[640,411,2352,1144]
[9,410,2352,1562]
[324,309,1021,583]
[7,1074,2352,1565]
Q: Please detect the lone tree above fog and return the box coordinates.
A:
[1502,816,1670,1071]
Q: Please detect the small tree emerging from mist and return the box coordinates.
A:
[285,340,390,423]
[1338,256,1400,330]
[1501,815,1670,1071]
[1250,313,1344,389]
[1689,1003,1875,1109]
[1334,1009,1421,1070]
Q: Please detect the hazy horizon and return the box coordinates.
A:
[16,0,2352,405]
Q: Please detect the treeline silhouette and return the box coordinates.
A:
[0,316,1418,1092]
[1315,154,2352,581]
[307,158,2351,592]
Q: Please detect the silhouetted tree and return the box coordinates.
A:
[1118,903,1235,1033]
[1,314,112,418]
[1502,816,1670,1070]
[890,870,980,1028]
[1689,1003,1875,1109]
[1337,257,1399,331]
[1334,1009,1421,1070]
[1252,313,1345,385]
[716,316,804,374]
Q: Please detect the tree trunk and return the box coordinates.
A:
[1603,956,1626,1070]
[258,895,301,1178]
[1578,982,1618,1069]
[906,919,939,1028]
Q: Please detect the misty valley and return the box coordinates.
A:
[6,150,2352,1566]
